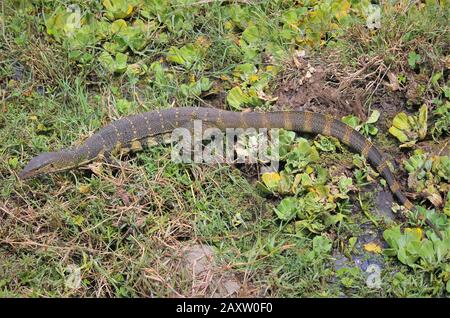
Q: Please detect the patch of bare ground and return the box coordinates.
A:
[272,50,412,124]
[415,137,450,157]
[144,242,259,298]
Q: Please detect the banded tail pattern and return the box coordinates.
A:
[19,107,439,237]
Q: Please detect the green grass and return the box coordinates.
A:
[0,0,449,297]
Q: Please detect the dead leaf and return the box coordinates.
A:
[256,90,278,102]
[386,72,400,91]
[88,162,103,176]
[363,242,382,254]
[78,185,90,194]
[293,50,306,68]
[425,190,443,207]
[405,227,423,239]
[116,188,131,205]
[445,56,450,69]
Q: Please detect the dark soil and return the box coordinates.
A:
[273,52,367,119]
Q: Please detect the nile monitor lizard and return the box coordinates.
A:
[18,107,441,236]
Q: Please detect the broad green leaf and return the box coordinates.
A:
[444,192,450,217]
[432,155,450,181]
[392,112,411,130]
[8,157,19,169]
[285,139,319,173]
[295,219,326,234]
[45,10,67,38]
[315,166,328,185]
[140,0,169,19]
[262,172,281,191]
[116,98,133,115]
[114,52,128,72]
[99,51,128,73]
[103,0,134,20]
[95,20,111,39]
[312,236,332,255]
[390,109,427,145]
[149,61,168,86]
[407,51,421,69]
[179,77,212,97]
[67,25,97,51]
[366,110,380,124]
[275,197,298,221]
[199,77,212,91]
[383,226,402,250]
[332,0,351,20]
[265,42,286,61]
[242,25,260,44]
[431,72,443,87]
[233,63,257,81]
[417,104,428,139]
[338,176,353,194]
[278,172,293,194]
[368,126,378,135]
[103,41,127,53]
[324,213,345,226]
[348,237,357,250]
[418,239,436,266]
[167,44,202,69]
[382,224,447,268]
[336,267,362,288]
[314,136,338,152]
[443,86,450,99]
[281,9,299,25]
[388,126,409,143]
[111,19,127,33]
[278,129,296,157]
[99,51,114,70]
[227,87,249,110]
[341,115,360,129]
[126,63,147,77]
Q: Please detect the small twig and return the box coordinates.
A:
[436,139,449,156]
[0,204,30,227]
[364,64,391,108]
[1,0,7,44]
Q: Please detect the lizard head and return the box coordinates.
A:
[19,151,74,179]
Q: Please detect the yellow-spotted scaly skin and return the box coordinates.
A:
[18,107,409,207]
[20,107,442,238]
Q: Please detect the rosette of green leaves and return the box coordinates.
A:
[342,110,380,137]
[389,105,428,147]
